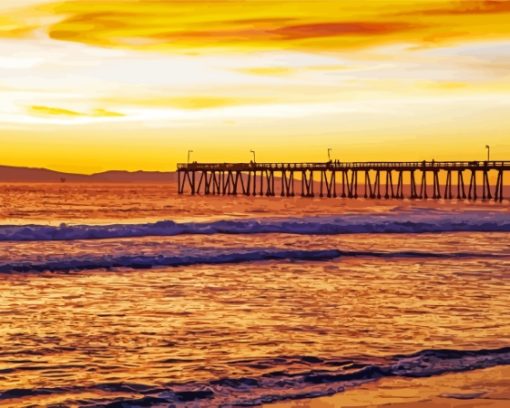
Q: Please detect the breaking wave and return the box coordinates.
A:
[1,211,510,242]
[1,346,509,407]
[0,248,505,273]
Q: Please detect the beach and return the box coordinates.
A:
[268,365,510,408]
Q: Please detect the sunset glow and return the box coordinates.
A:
[1,0,510,172]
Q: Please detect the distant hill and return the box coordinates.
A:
[0,165,176,183]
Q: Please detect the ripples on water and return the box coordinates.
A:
[0,184,509,406]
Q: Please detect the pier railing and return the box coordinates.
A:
[178,161,510,171]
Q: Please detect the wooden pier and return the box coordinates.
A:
[177,161,509,201]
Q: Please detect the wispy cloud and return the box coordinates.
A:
[237,67,295,76]
[100,96,269,110]
[0,0,504,51]
[30,105,83,116]
[30,105,124,117]
[403,0,510,16]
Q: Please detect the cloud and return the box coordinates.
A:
[30,105,124,117]
[236,63,355,76]
[0,0,505,54]
[165,97,252,110]
[273,22,418,40]
[405,0,510,16]
[30,0,508,52]
[101,96,268,110]
[92,108,124,117]
[0,25,35,39]
[30,105,83,116]
[237,67,295,76]
[0,14,35,39]
[151,21,418,43]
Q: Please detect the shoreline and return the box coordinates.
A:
[267,365,510,408]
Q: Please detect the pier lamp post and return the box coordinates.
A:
[250,150,256,163]
[485,145,490,161]
[187,150,193,164]
[327,148,332,162]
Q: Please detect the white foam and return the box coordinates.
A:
[0,210,509,242]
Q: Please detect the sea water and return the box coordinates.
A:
[0,184,509,407]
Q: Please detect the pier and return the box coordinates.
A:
[177,161,509,201]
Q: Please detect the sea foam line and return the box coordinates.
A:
[1,346,509,407]
[1,211,510,242]
[0,248,506,273]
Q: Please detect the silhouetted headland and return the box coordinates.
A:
[0,165,176,183]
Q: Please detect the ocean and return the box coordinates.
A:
[0,183,509,407]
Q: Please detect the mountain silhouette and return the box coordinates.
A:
[0,165,176,183]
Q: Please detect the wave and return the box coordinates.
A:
[1,346,509,407]
[0,249,341,273]
[0,248,505,273]
[1,211,510,242]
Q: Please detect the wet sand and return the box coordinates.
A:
[268,365,510,407]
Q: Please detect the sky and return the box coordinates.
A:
[1,0,510,172]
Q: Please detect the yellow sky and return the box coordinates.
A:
[1,0,510,172]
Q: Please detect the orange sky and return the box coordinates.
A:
[1,0,510,172]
